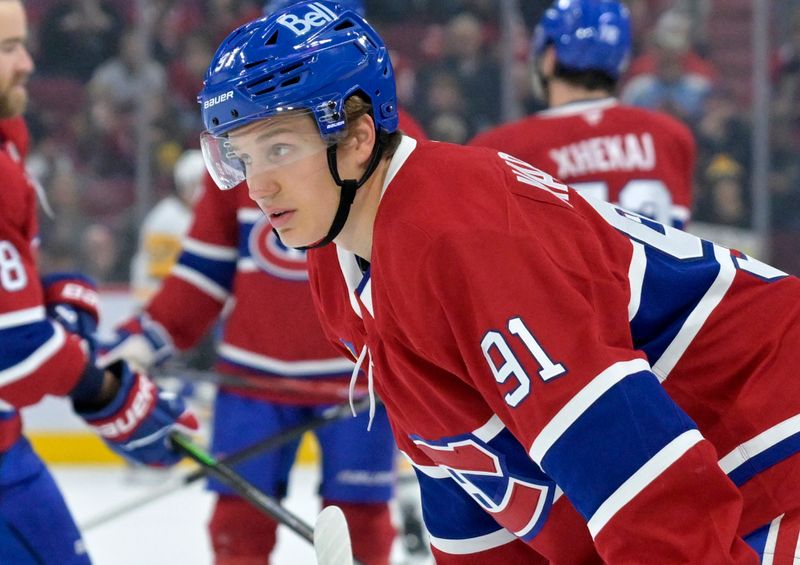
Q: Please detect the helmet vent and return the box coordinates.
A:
[281,76,301,87]
[265,30,279,46]
[247,73,276,89]
[334,19,355,32]
[244,59,268,69]
[280,61,303,74]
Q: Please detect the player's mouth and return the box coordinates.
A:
[267,209,295,228]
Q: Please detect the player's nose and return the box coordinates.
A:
[16,45,34,75]
[247,171,280,202]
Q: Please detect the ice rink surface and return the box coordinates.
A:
[53,463,432,565]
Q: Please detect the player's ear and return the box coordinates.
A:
[347,114,377,167]
[539,45,557,77]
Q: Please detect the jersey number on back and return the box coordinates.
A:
[0,241,27,292]
[572,179,674,226]
[481,317,566,407]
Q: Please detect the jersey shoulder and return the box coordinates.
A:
[608,105,695,146]
[468,115,540,152]
[0,116,30,157]
[378,142,574,262]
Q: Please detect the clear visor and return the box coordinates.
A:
[200,110,339,190]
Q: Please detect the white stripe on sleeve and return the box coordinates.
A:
[428,528,518,555]
[0,306,45,330]
[587,429,704,537]
[172,264,230,302]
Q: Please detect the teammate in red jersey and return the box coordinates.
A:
[199,2,800,563]
[0,1,196,563]
[470,0,695,230]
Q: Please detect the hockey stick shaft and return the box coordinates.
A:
[182,396,371,482]
[170,432,316,543]
[157,366,369,402]
[80,396,373,531]
[173,433,366,565]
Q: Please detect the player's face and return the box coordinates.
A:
[237,114,341,248]
[0,0,33,118]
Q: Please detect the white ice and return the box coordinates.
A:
[53,463,433,565]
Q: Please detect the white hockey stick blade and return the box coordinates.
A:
[314,505,354,565]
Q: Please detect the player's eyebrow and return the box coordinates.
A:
[254,127,294,142]
[227,127,296,153]
[0,37,26,48]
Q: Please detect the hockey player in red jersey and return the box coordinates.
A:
[199,2,800,563]
[0,1,197,563]
[470,0,695,230]
[100,4,411,564]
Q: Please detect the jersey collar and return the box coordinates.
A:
[336,135,418,319]
[537,97,618,118]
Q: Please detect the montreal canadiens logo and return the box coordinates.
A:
[248,215,309,281]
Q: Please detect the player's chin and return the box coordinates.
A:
[276,228,315,250]
[0,89,27,119]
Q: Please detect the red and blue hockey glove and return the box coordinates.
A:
[41,272,100,348]
[96,313,174,370]
[76,361,198,467]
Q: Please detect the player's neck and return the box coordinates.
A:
[333,157,391,262]
[548,81,614,109]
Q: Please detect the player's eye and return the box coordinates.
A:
[266,143,293,162]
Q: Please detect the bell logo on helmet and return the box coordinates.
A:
[203,90,234,109]
[599,23,621,44]
[276,1,337,37]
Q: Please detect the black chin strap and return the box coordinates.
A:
[297,137,386,250]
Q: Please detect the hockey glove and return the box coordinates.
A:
[97,313,174,370]
[41,272,100,348]
[76,360,198,467]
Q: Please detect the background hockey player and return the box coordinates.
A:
[470,0,695,230]
[130,148,206,304]
[0,1,196,562]
[198,2,800,563]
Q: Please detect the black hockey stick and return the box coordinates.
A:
[156,366,369,402]
[170,432,364,565]
[80,396,372,531]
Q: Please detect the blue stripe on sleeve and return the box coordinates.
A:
[742,522,769,559]
[176,250,236,291]
[238,222,253,258]
[0,321,57,371]
[541,371,697,521]
[631,239,720,363]
[729,432,800,487]
[415,469,504,540]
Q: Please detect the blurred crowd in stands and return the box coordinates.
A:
[21,0,800,279]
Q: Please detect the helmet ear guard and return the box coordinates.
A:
[532,0,632,80]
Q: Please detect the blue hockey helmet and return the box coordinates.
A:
[199,1,397,190]
[532,0,631,79]
[263,0,365,17]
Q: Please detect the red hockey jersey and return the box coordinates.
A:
[145,174,357,404]
[0,117,91,450]
[469,97,695,228]
[308,137,800,563]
